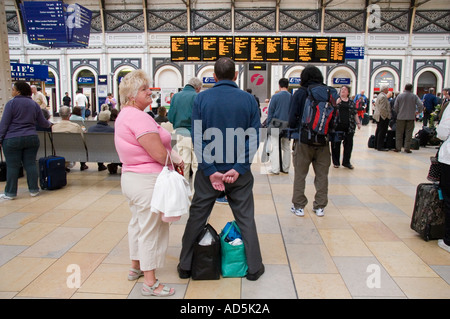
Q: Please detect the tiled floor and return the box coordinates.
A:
[0,121,449,299]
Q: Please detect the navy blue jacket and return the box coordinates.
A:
[191,80,260,176]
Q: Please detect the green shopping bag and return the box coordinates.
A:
[220,221,248,277]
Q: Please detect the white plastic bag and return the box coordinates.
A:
[150,151,192,222]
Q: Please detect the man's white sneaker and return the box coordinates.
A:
[438,239,450,253]
[0,194,14,200]
[290,205,304,217]
[314,208,325,217]
[30,191,40,197]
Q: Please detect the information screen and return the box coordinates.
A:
[282,37,297,62]
[20,1,91,48]
[250,36,266,62]
[298,37,314,62]
[329,37,346,63]
[186,36,202,61]
[313,37,329,62]
[202,36,218,61]
[218,36,234,59]
[266,37,281,62]
[171,36,186,61]
[234,36,250,62]
[169,36,347,64]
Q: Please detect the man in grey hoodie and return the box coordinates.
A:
[394,83,423,153]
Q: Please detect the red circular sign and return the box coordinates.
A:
[251,74,264,86]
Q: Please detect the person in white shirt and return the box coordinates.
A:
[31,85,48,110]
[436,105,450,253]
[75,89,88,119]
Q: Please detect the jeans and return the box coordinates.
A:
[80,106,86,119]
[2,135,40,197]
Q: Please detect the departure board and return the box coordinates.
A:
[298,37,314,62]
[171,36,186,61]
[313,37,329,62]
[329,37,346,63]
[266,37,281,62]
[250,37,266,62]
[218,36,233,59]
[169,36,347,64]
[186,36,202,61]
[282,37,297,62]
[234,37,250,62]
[202,36,218,61]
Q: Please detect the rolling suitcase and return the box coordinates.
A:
[362,113,370,125]
[411,183,445,241]
[39,156,67,190]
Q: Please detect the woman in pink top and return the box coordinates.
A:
[115,70,183,297]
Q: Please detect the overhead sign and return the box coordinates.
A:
[170,36,346,63]
[10,63,49,81]
[345,47,365,59]
[20,1,92,48]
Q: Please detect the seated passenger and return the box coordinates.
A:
[69,106,85,126]
[87,110,121,174]
[52,106,88,171]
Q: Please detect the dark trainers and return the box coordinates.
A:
[246,264,265,281]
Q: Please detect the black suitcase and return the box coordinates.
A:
[362,113,370,125]
[368,135,375,148]
[411,183,445,241]
[39,156,67,190]
[385,130,396,149]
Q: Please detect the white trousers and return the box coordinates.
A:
[269,134,291,173]
[121,172,169,271]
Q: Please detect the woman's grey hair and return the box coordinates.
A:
[119,69,151,105]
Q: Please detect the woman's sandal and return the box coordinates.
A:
[128,268,143,281]
[141,280,175,297]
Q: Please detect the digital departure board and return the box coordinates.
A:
[170,36,346,64]
[329,37,346,63]
[171,36,186,61]
[186,36,201,61]
[202,36,218,61]
[313,37,329,62]
[234,37,250,62]
[266,37,281,62]
[218,36,233,59]
[298,37,314,62]
[250,37,266,62]
[282,37,297,62]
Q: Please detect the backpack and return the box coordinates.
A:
[300,84,339,146]
[356,98,365,111]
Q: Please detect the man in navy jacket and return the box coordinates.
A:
[178,57,264,281]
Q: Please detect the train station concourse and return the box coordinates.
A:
[0,0,449,305]
[0,121,449,300]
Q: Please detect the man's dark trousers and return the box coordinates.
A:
[179,169,263,274]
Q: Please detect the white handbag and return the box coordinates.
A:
[150,151,192,222]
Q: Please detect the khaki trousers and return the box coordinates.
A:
[121,172,170,271]
[292,141,331,210]
[395,119,415,151]
[175,134,198,186]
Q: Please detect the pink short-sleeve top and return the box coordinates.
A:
[114,107,172,173]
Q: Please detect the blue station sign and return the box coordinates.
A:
[10,63,49,81]
[20,1,92,48]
